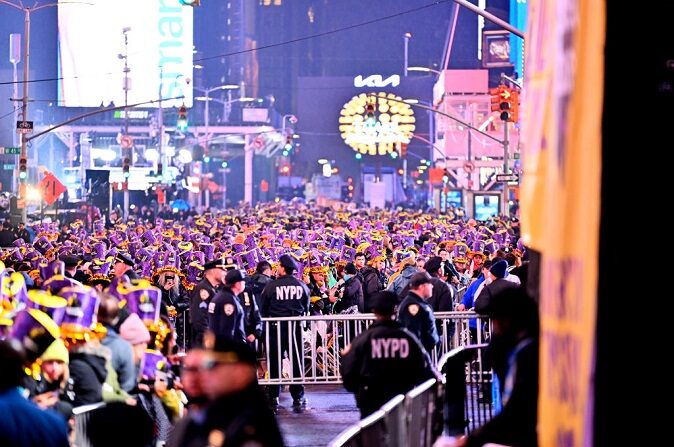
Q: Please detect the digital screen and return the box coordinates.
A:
[442,189,462,209]
[473,194,500,220]
[57,0,193,108]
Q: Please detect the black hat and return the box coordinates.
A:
[278,254,297,272]
[204,335,256,365]
[115,252,134,267]
[203,258,227,270]
[225,269,247,285]
[344,262,358,275]
[60,254,81,268]
[409,271,433,288]
[369,291,398,315]
[490,260,508,279]
[424,256,443,274]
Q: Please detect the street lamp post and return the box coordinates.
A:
[403,32,412,77]
[194,84,238,209]
[407,66,442,75]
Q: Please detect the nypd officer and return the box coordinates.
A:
[397,272,440,355]
[207,269,247,344]
[341,291,437,417]
[190,258,226,348]
[259,254,310,410]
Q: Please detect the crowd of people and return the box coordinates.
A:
[0,202,536,446]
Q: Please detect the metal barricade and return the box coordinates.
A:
[258,312,490,385]
[71,402,106,447]
[438,344,494,435]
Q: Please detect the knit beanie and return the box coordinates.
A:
[41,339,69,364]
[119,313,151,345]
[490,260,509,279]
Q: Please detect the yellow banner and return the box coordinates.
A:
[521,1,605,446]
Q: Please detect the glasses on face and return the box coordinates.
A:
[165,276,175,281]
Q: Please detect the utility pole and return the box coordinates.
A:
[19,6,31,224]
[503,119,510,217]
[121,27,131,220]
[403,32,411,77]
[9,33,20,193]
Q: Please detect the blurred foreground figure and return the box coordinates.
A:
[0,339,69,447]
[168,338,285,447]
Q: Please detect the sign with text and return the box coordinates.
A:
[0,147,21,154]
[16,121,33,134]
[495,173,519,183]
[38,172,67,205]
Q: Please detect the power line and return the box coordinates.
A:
[195,0,450,63]
[0,0,450,87]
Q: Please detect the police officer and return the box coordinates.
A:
[190,258,226,348]
[259,254,310,410]
[113,252,139,280]
[207,269,247,344]
[341,291,437,418]
[397,272,440,355]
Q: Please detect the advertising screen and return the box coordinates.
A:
[473,193,500,220]
[440,189,462,212]
[57,0,193,108]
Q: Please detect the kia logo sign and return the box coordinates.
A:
[354,75,400,88]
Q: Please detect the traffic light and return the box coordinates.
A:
[157,162,163,180]
[18,157,27,181]
[284,135,293,152]
[490,86,519,122]
[400,143,408,157]
[177,105,188,131]
[179,0,200,6]
[364,100,376,126]
[489,86,504,112]
[123,157,130,179]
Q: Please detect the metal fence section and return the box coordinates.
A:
[71,402,106,447]
[258,312,490,385]
[327,344,493,447]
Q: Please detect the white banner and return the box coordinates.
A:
[58,0,193,108]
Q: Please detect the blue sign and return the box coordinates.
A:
[473,194,500,221]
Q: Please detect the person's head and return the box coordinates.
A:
[481,259,493,277]
[17,222,24,229]
[438,248,450,261]
[3,221,12,230]
[424,256,443,277]
[225,269,247,295]
[158,271,179,293]
[201,338,257,400]
[374,258,386,271]
[180,348,209,405]
[310,270,325,285]
[354,253,366,269]
[343,262,358,280]
[98,292,121,327]
[256,260,272,276]
[409,272,433,299]
[40,339,69,384]
[369,291,398,320]
[203,258,227,285]
[415,256,426,270]
[278,254,297,276]
[113,253,134,277]
[454,258,468,272]
[119,313,151,363]
[489,260,508,281]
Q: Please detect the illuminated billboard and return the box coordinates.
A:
[57,0,193,108]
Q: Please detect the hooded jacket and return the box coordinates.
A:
[68,343,109,406]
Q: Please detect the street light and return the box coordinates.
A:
[407,66,442,75]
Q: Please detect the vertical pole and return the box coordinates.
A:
[244,134,253,204]
[402,157,408,189]
[19,9,31,224]
[503,121,510,216]
[122,28,130,221]
[403,33,411,77]
[158,65,163,179]
[12,60,18,192]
[222,144,227,209]
[467,104,473,192]
[201,90,209,210]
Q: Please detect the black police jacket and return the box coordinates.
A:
[397,291,440,354]
[190,279,219,333]
[239,288,263,339]
[208,287,246,343]
[259,274,310,317]
[341,319,436,416]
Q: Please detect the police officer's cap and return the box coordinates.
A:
[369,291,398,315]
[115,252,134,267]
[203,258,227,270]
[225,269,247,285]
[278,254,297,272]
[60,254,81,268]
[204,335,256,366]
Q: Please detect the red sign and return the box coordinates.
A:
[38,172,67,205]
